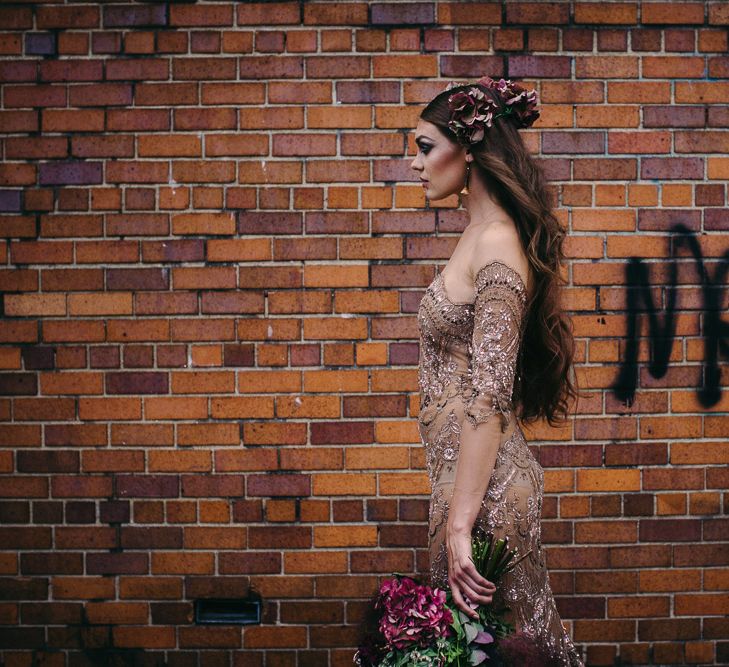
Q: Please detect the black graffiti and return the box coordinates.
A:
[611,224,729,408]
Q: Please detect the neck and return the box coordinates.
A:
[460,171,506,227]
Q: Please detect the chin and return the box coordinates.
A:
[426,188,456,201]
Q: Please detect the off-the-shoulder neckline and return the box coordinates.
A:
[436,260,528,307]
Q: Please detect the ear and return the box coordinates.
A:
[465,149,473,164]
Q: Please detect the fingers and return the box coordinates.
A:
[463,568,496,595]
[449,564,495,615]
[449,578,479,619]
[460,558,496,595]
[459,578,493,606]
[446,532,497,616]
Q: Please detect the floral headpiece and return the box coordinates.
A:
[444,76,540,145]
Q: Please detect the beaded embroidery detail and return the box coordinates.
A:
[417,260,527,435]
[417,260,585,667]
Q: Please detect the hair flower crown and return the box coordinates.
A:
[444,76,540,144]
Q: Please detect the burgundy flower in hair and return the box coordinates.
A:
[446,76,540,144]
[447,86,500,144]
[477,75,540,129]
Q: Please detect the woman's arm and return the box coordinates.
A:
[449,404,504,534]
[447,417,501,618]
[446,257,526,619]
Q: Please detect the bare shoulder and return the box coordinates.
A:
[466,220,531,292]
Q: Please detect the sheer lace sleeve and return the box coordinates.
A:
[464,261,528,432]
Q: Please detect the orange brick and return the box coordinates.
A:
[243,625,307,649]
[53,577,115,600]
[313,525,377,547]
[642,2,704,24]
[685,642,715,664]
[675,593,729,616]
[572,209,635,231]
[345,446,409,470]
[595,184,627,206]
[574,3,637,24]
[183,527,246,549]
[151,552,214,575]
[575,520,637,544]
[628,184,659,206]
[577,469,640,492]
[148,450,211,472]
[576,105,640,128]
[560,496,590,518]
[303,369,368,393]
[661,183,693,206]
[689,492,721,515]
[373,54,436,77]
[85,602,148,625]
[312,473,376,496]
[671,441,729,465]
[656,493,687,515]
[545,469,574,493]
[704,569,729,591]
[114,626,176,648]
[284,551,348,574]
[608,595,670,618]
[639,569,701,593]
[676,82,729,105]
[575,57,638,79]
[644,56,705,78]
[379,472,429,495]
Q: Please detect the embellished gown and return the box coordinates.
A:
[417,260,584,666]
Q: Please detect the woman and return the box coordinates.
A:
[411,77,584,666]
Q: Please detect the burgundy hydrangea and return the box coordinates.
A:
[375,576,453,650]
[447,87,500,144]
[477,76,540,129]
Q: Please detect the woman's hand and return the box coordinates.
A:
[446,524,496,620]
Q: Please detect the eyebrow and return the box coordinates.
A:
[415,135,434,143]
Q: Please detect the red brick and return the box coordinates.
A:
[642,2,705,24]
[576,571,638,594]
[608,595,670,618]
[506,3,569,25]
[638,618,700,641]
[573,620,636,642]
[675,593,729,616]
[575,3,638,25]
[639,519,701,542]
[674,544,729,567]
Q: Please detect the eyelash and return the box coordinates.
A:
[418,145,431,155]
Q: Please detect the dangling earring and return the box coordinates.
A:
[460,162,471,196]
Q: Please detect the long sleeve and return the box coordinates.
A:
[463,264,526,433]
[447,262,527,535]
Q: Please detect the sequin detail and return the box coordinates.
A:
[417,260,584,667]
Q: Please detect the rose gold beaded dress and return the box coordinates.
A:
[417,260,584,666]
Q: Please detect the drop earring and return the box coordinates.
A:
[460,162,471,196]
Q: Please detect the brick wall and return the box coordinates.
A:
[0,1,728,665]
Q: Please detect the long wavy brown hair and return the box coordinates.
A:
[419,81,580,427]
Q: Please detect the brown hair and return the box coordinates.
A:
[419,82,580,427]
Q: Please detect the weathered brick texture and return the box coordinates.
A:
[0,1,728,665]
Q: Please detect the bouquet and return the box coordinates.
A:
[354,531,555,666]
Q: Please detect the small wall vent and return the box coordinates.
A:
[194,595,262,625]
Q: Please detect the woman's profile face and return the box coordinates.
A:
[410,118,468,201]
